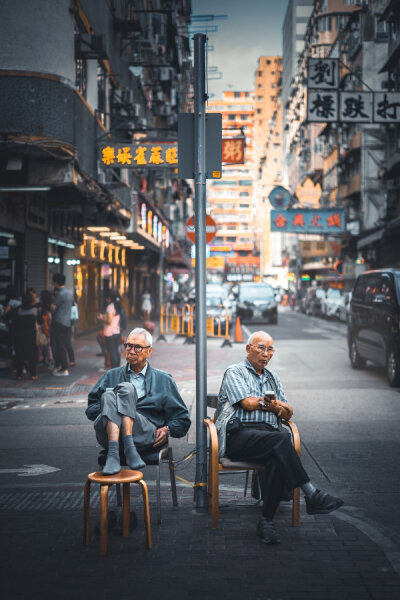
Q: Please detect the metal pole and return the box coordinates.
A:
[194,33,208,510]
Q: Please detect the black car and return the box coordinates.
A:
[235,282,278,325]
[347,268,400,387]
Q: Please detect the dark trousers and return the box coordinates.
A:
[65,326,75,363]
[15,342,37,377]
[53,321,69,371]
[226,419,309,519]
[105,334,121,368]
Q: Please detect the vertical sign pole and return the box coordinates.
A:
[194,33,208,510]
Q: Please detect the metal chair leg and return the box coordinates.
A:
[168,447,178,507]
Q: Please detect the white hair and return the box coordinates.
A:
[247,331,271,345]
[128,327,153,347]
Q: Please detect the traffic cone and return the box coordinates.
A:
[234,315,243,343]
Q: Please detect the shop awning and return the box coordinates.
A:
[165,241,191,268]
[357,228,384,250]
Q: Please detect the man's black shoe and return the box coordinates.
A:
[256,518,280,545]
[305,489,343,515]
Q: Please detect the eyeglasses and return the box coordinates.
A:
[251,344,275,354]
[123,343,151,353]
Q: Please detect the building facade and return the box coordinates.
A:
[0,0,193,330]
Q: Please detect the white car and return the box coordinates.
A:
[321,288,342,319]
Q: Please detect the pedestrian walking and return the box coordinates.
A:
[97,290,121,369]
[141,290,152,321]
[37,290,53,367]
[14,293,38,380]
[51,273,73,377]
[66,299,79,368]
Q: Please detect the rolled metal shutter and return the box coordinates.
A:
[25,227,47,292]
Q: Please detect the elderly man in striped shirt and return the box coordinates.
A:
[215,330,343,545]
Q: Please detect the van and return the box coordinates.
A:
[347,268,400,387]
[235,282,278,324]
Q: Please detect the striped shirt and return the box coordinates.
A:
[220,358,288,426]
[127,362,148,399]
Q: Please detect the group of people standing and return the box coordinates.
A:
[2,274,77,380]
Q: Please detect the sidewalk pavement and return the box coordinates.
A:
[1,322,400,600]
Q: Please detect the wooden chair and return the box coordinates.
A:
[204,394,301,529]
[83,469,151,556]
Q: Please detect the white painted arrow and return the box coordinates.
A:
[0,464,60,477]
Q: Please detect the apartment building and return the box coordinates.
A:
[0,0,193,328]
[253,56,283,277]
[206,91,257,282]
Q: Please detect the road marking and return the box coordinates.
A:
[0,464,60,477]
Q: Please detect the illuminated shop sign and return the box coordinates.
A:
[100,143,178,168]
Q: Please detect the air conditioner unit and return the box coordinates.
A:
[122,89,135,105]
[132,103,141,117]
[75,34,107,59]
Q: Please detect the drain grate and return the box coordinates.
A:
[0,489,119,511]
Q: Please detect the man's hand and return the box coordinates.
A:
[153,426,168,448]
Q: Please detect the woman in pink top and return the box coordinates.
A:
[97,291,121,368]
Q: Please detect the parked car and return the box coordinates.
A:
[235,282,278,324]
[321,288,342,319]
[347,268,400,387]
[300,287,324,317]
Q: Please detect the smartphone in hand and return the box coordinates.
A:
[264,391,275,400]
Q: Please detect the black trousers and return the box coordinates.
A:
[52,321,69,371]
[226,419,309,519]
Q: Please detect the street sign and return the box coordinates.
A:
[185,214,217,244]
[268,186,291,209]
[178,113,222,179]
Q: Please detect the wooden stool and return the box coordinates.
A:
[83,469,152,556]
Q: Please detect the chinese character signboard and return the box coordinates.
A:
[308,59,339,89]
[296,178,321,208]
[340,92,373,123]
[373,93,400,123]
[221,137,245,164]
[307,91,338,122]
[100,142,178,168]
[270,210,345,234]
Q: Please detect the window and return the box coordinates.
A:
[228,114,236,120]
[271,84,275,88]
[375,16,388,40]
[75,59,87,98]
[257,109,261,114]
[258,70,263,77]
[258,84,263,89]
[234,92,241,98]
[271,71,275,75]
[239,192,249,197]
[239,203,249,208]
[257,96,263,101]
[266,59,271,64]
[97,62,107,125]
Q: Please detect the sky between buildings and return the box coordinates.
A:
[191,0,289,99]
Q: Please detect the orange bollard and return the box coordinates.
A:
[234,315,243,343]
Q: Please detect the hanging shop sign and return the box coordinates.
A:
[295,178,321,208]
[307,60,400,123]
[308,59,339,90]
[221,137,245,164]
[100,142,178,168]
[270,209,345,234]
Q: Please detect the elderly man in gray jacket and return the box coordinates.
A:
[86,327,191,475]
